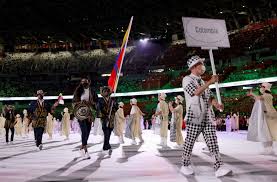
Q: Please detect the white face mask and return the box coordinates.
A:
[201,65,206,74]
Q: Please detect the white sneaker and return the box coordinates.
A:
[118,137,124,144]
[180,165,194,176]
[79,149,85,158]
[158,139,164,146]
[162,138,168,148]
[39,144,43,150]
[98,150,109,157]
[131,140,137,145]
[120,137,125,144]
[174,144,182,149]
[139,136,144,143]
[259,148,274,155]
[10,141,14,145]
[82,152,91,160]
[215,166,232,177]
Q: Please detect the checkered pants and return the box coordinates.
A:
[182,122,223,170]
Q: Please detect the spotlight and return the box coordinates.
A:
[139,38,149,43]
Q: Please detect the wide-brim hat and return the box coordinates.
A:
[36,90,46,96]
[63,107,69,113]
[23,109,27,114]
[261,82,272,91]
[6,105,15,110]
[187,55,205,70]
[158,93,167,100]
[175,95,184,104]
[130,98,137,105]
[119,102,124,107]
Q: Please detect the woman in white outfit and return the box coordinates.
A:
[46,113,54,140]
[14,114,22,136]
[247,82,277,155]
[114,102,125,144]
[22,109,29,137]
[230,113,236,132]
[156,93,169,148]
[61,107,70,140]
[225,115,231,133]
[169,95,184,148]
[130,98,145,145]
[0,114,6,136]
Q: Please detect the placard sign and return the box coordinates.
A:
[182,17,230,48]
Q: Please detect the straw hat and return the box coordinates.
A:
[158,93,167,100]
[175,95,184,104]
[130,98,137,105]
[63,107,69,113]
[261,82,272,92]
[23,109,27,115]
[119,102,124,107]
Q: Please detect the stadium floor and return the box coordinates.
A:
[0,130,277,182]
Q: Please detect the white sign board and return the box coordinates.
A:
[182,17,230,48]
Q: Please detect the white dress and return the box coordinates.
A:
[92,118,103,136]
[154,104,161,135]
[225,117,232,132]
[14,117,22,136]
[0,116,6,135]
[247,100,272,142]
[22,115,29,136]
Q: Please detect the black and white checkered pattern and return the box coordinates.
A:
[184,76,215,124]
[182,122,222,170]
[187,55,204,69]
[184,80,197,97]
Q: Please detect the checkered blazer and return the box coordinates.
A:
[182,74,215,125]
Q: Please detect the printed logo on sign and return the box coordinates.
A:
[182,17,230,48]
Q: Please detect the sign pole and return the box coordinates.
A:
[208,48,222,105]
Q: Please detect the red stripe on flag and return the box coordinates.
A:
[108,47,125,91]
[107,16,133,93]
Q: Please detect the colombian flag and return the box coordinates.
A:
[108,17,133,93]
